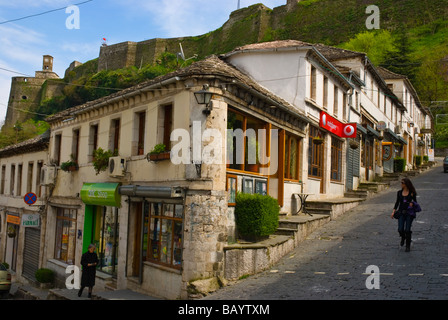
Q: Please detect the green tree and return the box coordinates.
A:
[340,30,397,66]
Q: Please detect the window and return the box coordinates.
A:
[226,175,237,205]
[343,93,347,121]
[17,164,22,196]
[0,165,5,194]
[285,133,300,180]
[310,66,317,101]
[54,133,62,165]
[88,124,98,162]
[148,203,183,269]
[36,161,43,197]
[308,126,324,179]
[333,86,339,116]
[110,118,120,154]
[330,137,343,181]
[227,108,268,173]
[162,104,173,151]
[137,111,146,155]
[54,208,77,264]
[10,164,15,195]
[27,162,33,194]
[72,129,80,163]
[323,76,328,108]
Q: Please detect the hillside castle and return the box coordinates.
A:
[3,1,303,126]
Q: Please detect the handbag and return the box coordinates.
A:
[407,201,422,217]
[393,210,402,219]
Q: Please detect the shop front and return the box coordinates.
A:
[80,183,121,278]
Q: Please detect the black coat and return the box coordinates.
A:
[81,251,99,287]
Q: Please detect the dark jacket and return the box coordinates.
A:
[394,190,417,215]
[81,251,99,287]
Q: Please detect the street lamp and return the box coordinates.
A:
[194,84,213,115]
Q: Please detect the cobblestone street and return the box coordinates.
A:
[205,161,448,300]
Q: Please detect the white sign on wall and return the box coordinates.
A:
[21,214,40,227]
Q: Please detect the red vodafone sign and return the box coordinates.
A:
[320,111,357,138]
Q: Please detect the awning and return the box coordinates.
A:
[357,123,367,135]
[385,128,399,141]
[119,185,184,199]
[366,125,380,138]
[398,136,408,145]
[81,183,121,207]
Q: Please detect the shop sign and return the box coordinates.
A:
[7,214,20,225]
[81,183,121,207]
[21,214,40,227]
[320,111,357,138]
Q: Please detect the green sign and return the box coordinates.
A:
[81,183,121,207]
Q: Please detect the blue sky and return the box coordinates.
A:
[0,0,284,124]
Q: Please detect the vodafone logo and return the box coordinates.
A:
[322,114,327,126]
[343,125,355,137]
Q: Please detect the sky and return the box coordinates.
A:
[0,0,285,124]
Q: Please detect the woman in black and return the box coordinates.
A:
[78,244,99,298]
[391,177,417,252]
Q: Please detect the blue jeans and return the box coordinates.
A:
[398,214,414,234]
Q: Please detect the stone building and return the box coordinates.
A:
[0,131,49,284]
[5,56,63,126]
[41,54,309,299]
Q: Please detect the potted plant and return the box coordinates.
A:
[92,147,114,175]
[7,226,16,238]
[147,144,170,161]
[313,137,324,145]
[349,139,359,149]
[60,154,79,172]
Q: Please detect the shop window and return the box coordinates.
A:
[91,206,119,276]
[330,137,343,182]
[54,208,77,265]
[308,126,324,179]
[285,134,300,180]
[148,202,183,269]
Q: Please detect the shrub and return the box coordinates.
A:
[414,155,422,166]
[35,268,55,284]
[235,193,279,241]
[423,155,429,162]
[393,157,406,172]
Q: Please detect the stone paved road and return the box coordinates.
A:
[204,161,448,300]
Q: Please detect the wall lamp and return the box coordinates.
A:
[194,84,213,116]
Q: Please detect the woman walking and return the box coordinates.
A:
[78,244,99,298]
[391,177,417,252]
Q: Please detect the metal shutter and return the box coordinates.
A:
[22,227,41,281]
